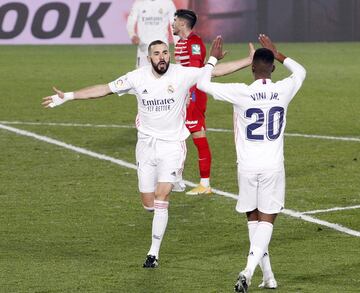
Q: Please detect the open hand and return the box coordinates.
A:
[258,34,277,55]
[258,34,286,63]
[42,87,65,108]
[209,35,227,60]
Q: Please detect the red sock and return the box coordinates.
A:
[193,137,211,179]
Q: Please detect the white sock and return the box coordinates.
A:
[245,221,273,277]
[200,178,210,187]
[247,221,274,280]
[247,220,258,241]
[260,251,274,280]
[147,200,169,258]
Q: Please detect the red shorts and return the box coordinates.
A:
[185,88,207,133]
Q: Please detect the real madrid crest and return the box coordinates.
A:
[115,79,124,89]
[167,85,174,94]
[159,8,163,14]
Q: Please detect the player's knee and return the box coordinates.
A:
[141,192,155,211]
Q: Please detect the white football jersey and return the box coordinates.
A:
[109,64,202,141]
[126,0,176,47]
[198,58,306,173]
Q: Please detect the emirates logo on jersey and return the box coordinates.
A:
[167,85,174,93]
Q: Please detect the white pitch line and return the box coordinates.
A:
[1,121,359,142]
[301,205,360,215]
[207,127,232,133]
[282,209,360,237]
[0,123,137,170]
[284,133,360,142]
[1,123,359,237]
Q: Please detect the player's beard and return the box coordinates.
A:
[151,59,170,75]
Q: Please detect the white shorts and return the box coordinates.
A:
[235,168,285,214]
[136,137,187,193]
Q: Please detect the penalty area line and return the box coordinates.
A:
[0,123,359,238]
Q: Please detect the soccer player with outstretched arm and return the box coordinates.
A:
[197,34,306,292]
[42,37,253,269]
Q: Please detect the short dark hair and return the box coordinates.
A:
[253,48,275,65]
[175,9,197,29]
[148,40,167,54]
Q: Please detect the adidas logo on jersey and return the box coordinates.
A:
[142,89,148,94]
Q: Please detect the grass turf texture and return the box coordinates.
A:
[0,43,359,292]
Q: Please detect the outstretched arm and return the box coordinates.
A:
[207,36,254,77]
[42,84,112,108]
[197,37,249,104]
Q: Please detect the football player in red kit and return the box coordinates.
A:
[173,9,212,195]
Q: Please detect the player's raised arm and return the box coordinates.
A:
[196,36,227,91]
[197,37,249,104]
[258,34,306,89]
[212,41,255,77]
[258,34,286,63]
[42,84,112,108]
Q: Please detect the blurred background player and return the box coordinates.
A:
[172,9,212,195]
[197,34,306,293]
[126,0,177,68]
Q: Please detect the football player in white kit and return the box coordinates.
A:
[197,34,306,292]
[126,0,177,68]
[42,37,254,269]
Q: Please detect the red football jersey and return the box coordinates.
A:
[175,32,208,132]
[174,32,206,68]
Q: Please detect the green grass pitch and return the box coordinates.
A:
[0,42,359,292]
